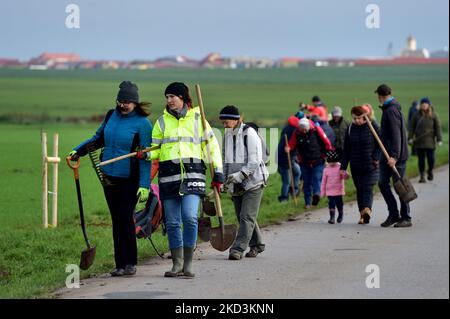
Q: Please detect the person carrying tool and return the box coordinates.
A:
[276,115,302,202]
[219,105,269,260]
[408,97,443,183]
[285,117,333,209]
[68,81,153,276]
[374,84,411,228]
[138,82,224,278]
[340,105,381,225]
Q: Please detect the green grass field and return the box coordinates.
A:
[0,66,448,298]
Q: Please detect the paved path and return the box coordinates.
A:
[57,166,449,299]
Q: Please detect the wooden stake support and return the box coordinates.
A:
[41,132,60,228]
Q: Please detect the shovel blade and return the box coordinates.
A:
[394,178,418,203]
[198,217,212,242]
[80,245,96,270]
[202,198,216,217]
[210,224,237,252]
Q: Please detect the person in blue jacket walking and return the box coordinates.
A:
[68,81,153,276]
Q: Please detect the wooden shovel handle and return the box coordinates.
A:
[363,114,401,178]
[98,145,161,167]
[66,157,80,179]
[195,84,224,219]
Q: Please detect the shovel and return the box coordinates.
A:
[364,115,418,203]
[66,157,97,270]
[198,205,212,242]
[195,84,237,251]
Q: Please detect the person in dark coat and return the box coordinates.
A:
[408,97,443,183]
[341,106,380,225]
[375,84,411,228]
[277,116,302,202]
[329,106,349,158]
[286,118,333,208]
[407,100,420,156]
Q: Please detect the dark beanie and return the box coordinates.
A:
[420,97,431,105]
[164,82,189,102]
[374,84,392,96]
[219,105,240,120]
[312,95,321,103]
[117,81,139,103]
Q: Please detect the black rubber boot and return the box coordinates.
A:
[419,173,426,183]
[427,170,434,181]
[328,210,335,224]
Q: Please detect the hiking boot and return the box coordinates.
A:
[228,251,242,260]
[124,264,136,276]
[394,219,413,228]
[358,211,365,224]
[419,173,426,183]
[312,194,320,206]
[304,204,312,210]
[278,196,288,203]
[361,207,372,224]
[182,247,195,278]
[245,248,259,258]
[164,247,184,277]
[380,216,400,228]
[427,170,434,181]
[337,212,343,223]
[110,268,125,277]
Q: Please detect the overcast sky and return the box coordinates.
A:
[0,0,448,61]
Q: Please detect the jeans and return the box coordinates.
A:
[416,148,435,174]
[300,161,325,205]
[278,161,301,200]
[163,194,200,249]
[103,177,138,269]
[231,186,265,255]
[378,160,411,220]
[352,174,376,211]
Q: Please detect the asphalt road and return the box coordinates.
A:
[57,165,449,299]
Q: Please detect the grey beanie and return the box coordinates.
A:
[332,106,343,117]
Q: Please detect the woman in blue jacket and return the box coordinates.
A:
[68,81,153,277]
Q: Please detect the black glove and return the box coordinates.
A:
[212,172,225,184]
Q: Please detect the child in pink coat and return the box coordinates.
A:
[321,151,349,224]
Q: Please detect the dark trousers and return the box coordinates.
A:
[104,177,138,269]
[416,148,435,174]
[353,175,376,211]
[378,160,411,220]
[328,196,343,212]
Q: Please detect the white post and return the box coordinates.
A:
[42,132,48,228]
[52,133,59,227]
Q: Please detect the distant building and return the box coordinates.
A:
[0,58,23,68]
[278,57,302,68]
[28,52,81,70]
[400,36,430,59]
[200,53,232,69]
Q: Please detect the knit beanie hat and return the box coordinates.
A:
[117,81,139,103]
[164,82,189,102]
[299,117,310,130]
[420,97,431,105]
[326,150,340,163]
[219,105,241,120]
[332,106,343,117]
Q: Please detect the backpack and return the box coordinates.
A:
[243,123,270,166]
[133,184,166,257]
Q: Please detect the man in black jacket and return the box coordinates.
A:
[375,84,412,228]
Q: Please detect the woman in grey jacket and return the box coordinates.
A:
[219,105,269,260]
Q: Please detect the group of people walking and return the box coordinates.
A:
[68,80,443,278]
[278,84,443,228]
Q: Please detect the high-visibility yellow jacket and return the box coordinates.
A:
[150,106,223,199]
